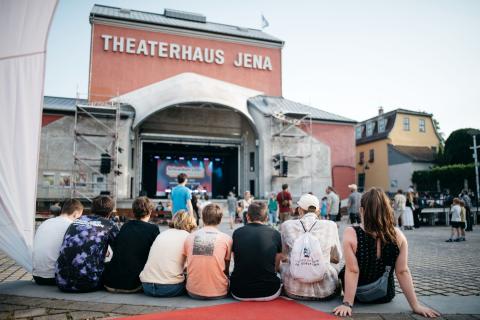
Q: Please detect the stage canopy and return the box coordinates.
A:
[0,0,58,271]
[112,72,263,129]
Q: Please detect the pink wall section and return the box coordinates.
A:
[303,122,356,199]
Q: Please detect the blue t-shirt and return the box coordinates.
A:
[171,185,192,215]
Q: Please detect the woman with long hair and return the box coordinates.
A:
[333,188,439,318]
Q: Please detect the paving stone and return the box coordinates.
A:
[68,310,109,320]
[137,306,176,314]
[443,316,478,320]
[2,295,45,307]
[0,304,28,312]
[33,313,69,320]
[112,305,152,315]
[61,301,121,313]
[349,314,383,320]
[0,311,12,320]
[13,308,47,318]
[379,314,414,320]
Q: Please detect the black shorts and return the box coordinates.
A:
[451,221,461,228]
[459,222,466,230]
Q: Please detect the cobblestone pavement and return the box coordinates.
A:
[0,294,479,320]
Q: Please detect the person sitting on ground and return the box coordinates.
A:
[280,194,342,300]
[183,203,232,299]
[230,202,283,301]
[102,197,160,293]
[55,195,119,293]
[446,198,462,242]
[140,210,197,297]
[333,188,439,318]
[33,199,83,285]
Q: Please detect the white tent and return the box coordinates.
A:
[0,0,58,271]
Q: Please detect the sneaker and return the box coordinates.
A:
[445,239,453,242]
[461,238,466,241]
[454,238,461,242]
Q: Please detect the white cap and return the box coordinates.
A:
[348,184,358,190]
[297,194,320,211]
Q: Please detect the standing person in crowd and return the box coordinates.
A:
[446,198,462,242]
[276,184,292,223]
[49,202,62,217]
[403,192,415,230]
[103,197,160,293]
[460,190,473,231]
[183,204,232,299]
[268,192,279,226]
[56,195,119,292]
[281,194,342,300]
[140,210,197,297]
[33,199,83,285]
[326,186,340,222]
[320,196,328,220]
[347,184,362,225]
[413,192,421,228]
[458,200,467,241]
[333,188,439,318]
[191,193,200,226]
[171,173,193,217]
[393,189,406,227]
[230,202,283,301]
[227,191,237,230]
[240,190,253,225]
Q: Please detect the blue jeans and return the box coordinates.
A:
[269,210,277,225]
[142,282,186,297]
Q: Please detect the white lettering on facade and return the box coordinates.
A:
[112,36,124,52]
[158,42,168,58]
[136,40,148,55]
[101,34,112,51]
[100,34,272,71]
[126,38,136,54]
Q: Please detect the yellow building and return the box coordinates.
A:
[355,108,441,193]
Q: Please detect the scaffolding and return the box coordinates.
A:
[270,111,314,194]
[71,99,121,208]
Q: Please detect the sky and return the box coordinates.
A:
[44,0,480,138]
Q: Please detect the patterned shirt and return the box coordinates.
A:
[55,215,119,292]
[280,213,342,298]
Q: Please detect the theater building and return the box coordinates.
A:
[38,5,356,207]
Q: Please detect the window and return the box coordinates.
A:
[249,152,255,172]
[403,117,410,131]
[419,118,426,132]
[378,118,387,133]
[359,152,365,165]
[369,149,375,162]
[366,122,374,136]
[355,126,363,139]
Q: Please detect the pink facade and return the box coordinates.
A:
[305,123,356,199]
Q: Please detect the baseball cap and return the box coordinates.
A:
[297,194,320,211]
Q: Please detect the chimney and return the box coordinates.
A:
[378,106,384,115]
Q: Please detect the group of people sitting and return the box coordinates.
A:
[32,188,439,318]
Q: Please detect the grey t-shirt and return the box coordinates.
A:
[348,191,362,214]
[227,196,237,213]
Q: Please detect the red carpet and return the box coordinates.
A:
[116,298,337,320]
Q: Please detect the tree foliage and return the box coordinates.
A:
[412,164,475,194]
[437,128,480,165]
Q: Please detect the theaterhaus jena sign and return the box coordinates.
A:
[101,34,273,71]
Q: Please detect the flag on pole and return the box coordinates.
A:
[261,14,269,29]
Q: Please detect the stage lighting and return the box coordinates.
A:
[154,156,160,159]
[203,157,209,161]
[192,157,198,161]
[179,156,185,160]
[166,156,172,160]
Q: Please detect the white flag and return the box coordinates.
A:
[261,14,269,29]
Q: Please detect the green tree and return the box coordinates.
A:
[441,128,480,165]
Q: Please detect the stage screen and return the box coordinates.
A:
[156,158,213,196]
